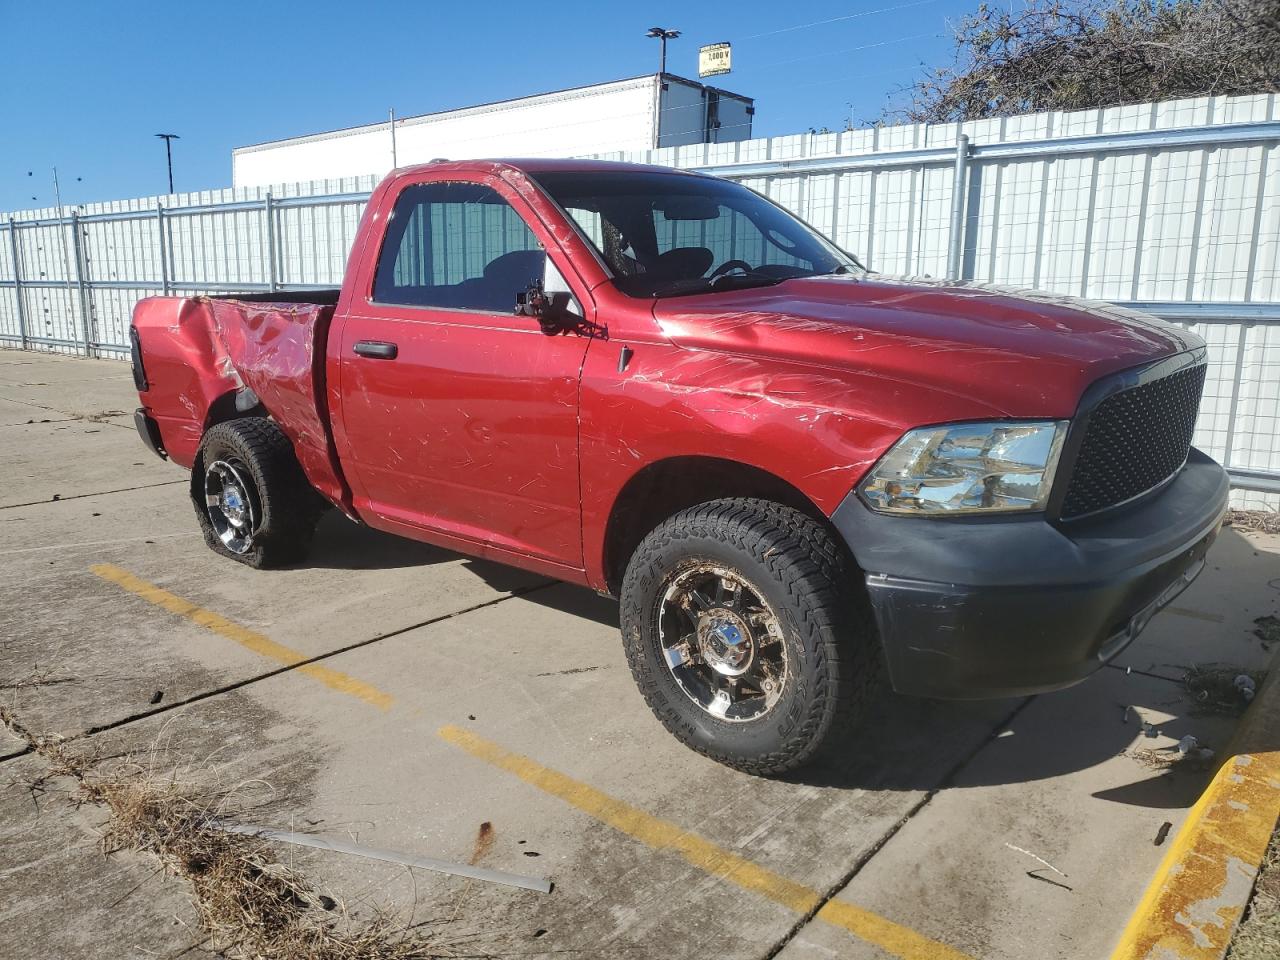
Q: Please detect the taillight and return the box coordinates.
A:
[129,326,149,391]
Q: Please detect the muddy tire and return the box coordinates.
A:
[191,418,325,569]
[619,498,880,776]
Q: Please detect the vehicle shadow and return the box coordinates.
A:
[304,512,571,595]
[784,680,1247,810]
[305,513,456,570]
[506,579,621,627]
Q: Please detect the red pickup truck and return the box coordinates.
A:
[130,158,1227,774]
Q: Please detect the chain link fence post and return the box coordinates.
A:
[7,217,28,349]
[156,203,171,295]
[947,134,970,281]
[264,192,278,292]
[70,212,93,356]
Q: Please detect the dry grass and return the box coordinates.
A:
[1,705,456,959]
[83,773,447,959]
[1180,665,1267,717]
[1124,747,1183,770]
[1226,509,1280,535]
[1228,818,1280,960]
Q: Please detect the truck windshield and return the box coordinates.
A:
[530,171,863,298]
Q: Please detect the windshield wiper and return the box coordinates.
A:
[639,273,788,299]
[709,272,787,291]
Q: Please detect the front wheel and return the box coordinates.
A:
[620,498,880,776]
[191,418,324,569]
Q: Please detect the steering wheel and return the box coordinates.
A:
[708,259,754,282]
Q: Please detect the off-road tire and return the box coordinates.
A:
[191,417,325,569]
[620,498,880,776]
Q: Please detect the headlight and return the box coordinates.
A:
[859,420,1068,515]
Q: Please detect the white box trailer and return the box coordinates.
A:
[231,74,753,188]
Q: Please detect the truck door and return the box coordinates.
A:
[334,177,593,575]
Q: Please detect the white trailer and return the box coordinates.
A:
[231,74,753,188]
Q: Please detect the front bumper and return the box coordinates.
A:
[832,448,1228,699]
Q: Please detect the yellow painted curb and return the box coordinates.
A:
[1110,652,1280,960]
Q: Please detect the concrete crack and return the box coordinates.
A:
[0,479,187,511]
[0,578,559,764]
[759,697,1034,960]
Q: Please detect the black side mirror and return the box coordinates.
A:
[515,280,547,318]
[516,281,574,335]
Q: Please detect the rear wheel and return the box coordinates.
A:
[620,498,880,776]
[192,418,324,569]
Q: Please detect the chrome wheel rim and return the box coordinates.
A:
[204,459,258,555]
[657,563,789,722]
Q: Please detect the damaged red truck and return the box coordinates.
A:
[130,159,1227,774]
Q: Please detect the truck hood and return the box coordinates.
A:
[652,276,1201,418]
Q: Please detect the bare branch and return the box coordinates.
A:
[883,0,1280,124]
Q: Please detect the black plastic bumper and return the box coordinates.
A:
[832,448,1228,699]
[134,408,167,460]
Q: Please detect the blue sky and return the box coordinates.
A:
[0,0,975,211]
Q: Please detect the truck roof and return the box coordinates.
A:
[390,157,710,180]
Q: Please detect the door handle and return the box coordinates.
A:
[353,340,398,360]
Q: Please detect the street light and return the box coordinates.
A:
[155,133,179,194]
[646,27,680,74]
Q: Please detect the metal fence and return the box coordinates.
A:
[2,94,1278,503]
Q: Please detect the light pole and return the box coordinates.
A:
[646,27,680,74]
[155,133,179,193]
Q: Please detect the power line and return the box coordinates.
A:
[759,62,920,95]
[737,0,944,41]
[753,31,936,70]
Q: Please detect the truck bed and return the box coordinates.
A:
[131,292,348,508]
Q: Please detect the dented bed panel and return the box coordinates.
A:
[131,296,348,508]
[131,297,237,468]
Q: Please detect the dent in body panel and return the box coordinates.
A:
[577,335,1008,590]
[652,275,1198,418]
[132,296,349,509]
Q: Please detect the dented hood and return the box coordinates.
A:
[652,276,1201,418]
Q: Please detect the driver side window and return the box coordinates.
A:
[374,181,546,313]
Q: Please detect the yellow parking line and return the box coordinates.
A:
[91,563,394,710]
[439,724,973,960]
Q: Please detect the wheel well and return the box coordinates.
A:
[602,457,837,595]
[203,388,266,432]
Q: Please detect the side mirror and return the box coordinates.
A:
[515,259,584,334]
[516,281,581,335]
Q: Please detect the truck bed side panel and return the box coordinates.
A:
[132,296,348,508]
